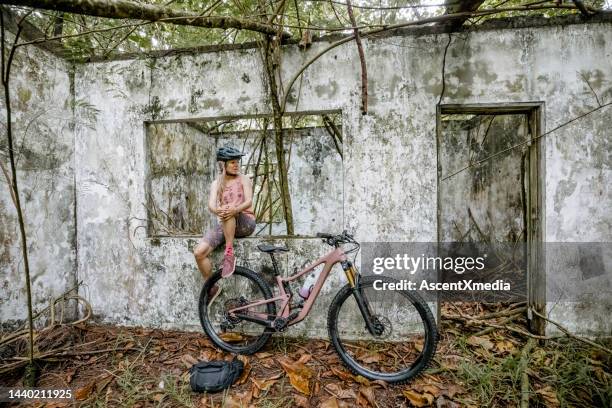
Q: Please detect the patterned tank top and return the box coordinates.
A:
[220,177,255,218]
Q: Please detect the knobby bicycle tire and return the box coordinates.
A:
[327,275,438,384]
[199,266,276,355]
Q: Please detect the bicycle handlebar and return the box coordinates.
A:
[316,230,356,247]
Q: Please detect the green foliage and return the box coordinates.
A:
[9,0,608,60]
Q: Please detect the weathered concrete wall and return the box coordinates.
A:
[0,34,75,327]
[2,16,611,337]
[74,18,611,336]
[146,122,216,235]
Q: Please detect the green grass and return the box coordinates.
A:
[449,333,611,407]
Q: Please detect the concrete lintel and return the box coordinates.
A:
[144,109,343,126]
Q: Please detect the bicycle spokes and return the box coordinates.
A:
[330,278,436,379]
[202,269,274,352]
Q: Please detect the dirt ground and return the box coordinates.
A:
[1,303,610,407]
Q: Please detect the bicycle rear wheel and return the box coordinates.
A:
[199,266,276,355]
[327,275,438,383]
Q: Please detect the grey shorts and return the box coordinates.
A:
[200,213,256,249]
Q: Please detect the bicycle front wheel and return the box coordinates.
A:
[327,275,438,384]
[199,266,276,355]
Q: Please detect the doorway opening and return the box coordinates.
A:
[436,103,545,334]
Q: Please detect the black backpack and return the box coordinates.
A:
[189,359,244,393]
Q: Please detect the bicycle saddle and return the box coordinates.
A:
[257,243,289,253]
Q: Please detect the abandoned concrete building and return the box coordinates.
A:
[1,9,611,339]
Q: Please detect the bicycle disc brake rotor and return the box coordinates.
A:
[371,315,393,339]
[223,297,248,325]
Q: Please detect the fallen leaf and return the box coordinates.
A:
[435,395,460,408]
[368,380,386,390]
[279,358,313,395]
[321,370,334,378]
[467,336,494,350]
[353,375,371,386]
[357,350,382,364]
[75,381,95,401]
[331,367,354,382]
[359,386,376,406]
[422,384,441,397]
[219,332,245,342]
[181,354,198,368]
[298,354,312,364]
[494,340,515,353]
[222,394,244,408]
[535,386,559,407]
[234,390,253,406]
[198,349,217,361]
[324,383,357,399]
[198,396,210,408]
[403,390,434,407]
[64,368,76,384]
[197,338,211,348]
[268,371,284,380]
[236,360,252,385]
[320,397,340,408]
[260,357,275,368]
[356,392,369,407]
[293,393,310,407]
[251,377,277,398]
[441,384,465,399]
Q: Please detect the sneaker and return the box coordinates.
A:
[222,250,236,278]
[207,284,222,305]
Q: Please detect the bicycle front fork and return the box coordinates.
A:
[341,261,382,336]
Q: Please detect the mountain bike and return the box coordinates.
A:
[198,231,438,384]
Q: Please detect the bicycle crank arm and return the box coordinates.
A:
[351,288,380,336]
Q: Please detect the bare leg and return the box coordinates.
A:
[193,242,213,279]
[221,216,237,250]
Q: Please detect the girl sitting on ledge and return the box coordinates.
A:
[193,145,256,304]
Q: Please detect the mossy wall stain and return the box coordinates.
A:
[142,95,168,119]
[315,80,338,99]
[445,61,499,99]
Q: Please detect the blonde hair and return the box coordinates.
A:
[215,161,227,207]
[215,160,243,206]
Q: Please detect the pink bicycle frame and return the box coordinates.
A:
[227,247,353,326]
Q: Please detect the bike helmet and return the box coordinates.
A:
[216,145,245,162]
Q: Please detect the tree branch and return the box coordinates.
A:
[0,0,290,38]
[346,0,367,115]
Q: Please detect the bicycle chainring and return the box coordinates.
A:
[272,317,288,332]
